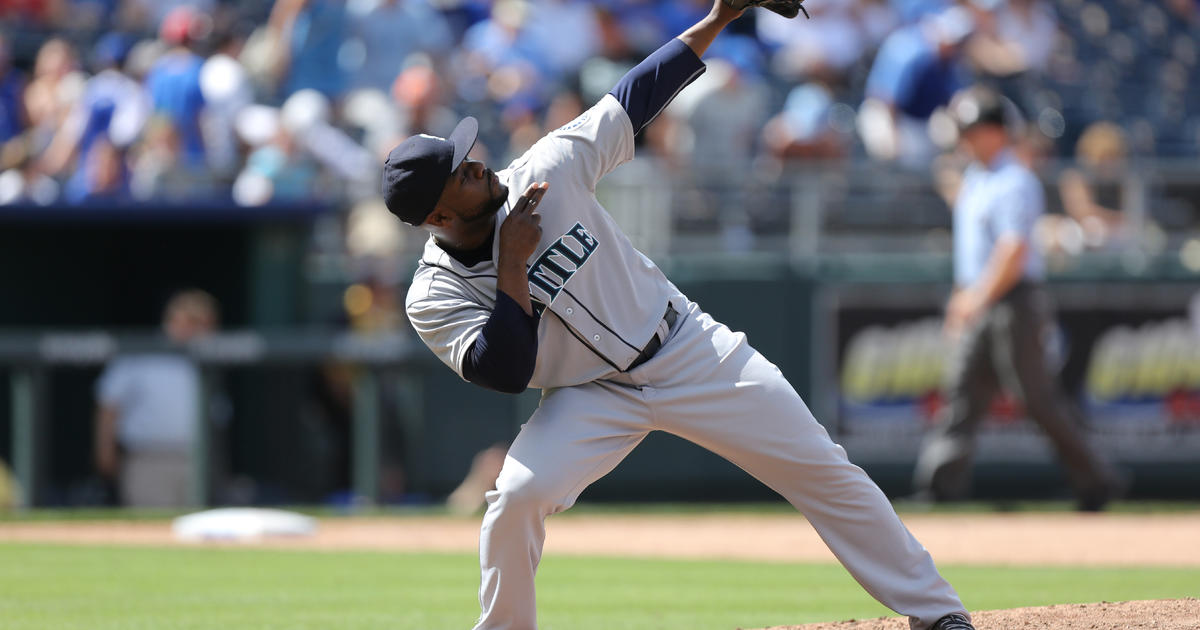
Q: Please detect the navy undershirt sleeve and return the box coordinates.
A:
[609,38,707,135]
[461,291,540,394]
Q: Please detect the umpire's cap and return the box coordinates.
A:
[948,85,1018,133]
[381,117,479,226]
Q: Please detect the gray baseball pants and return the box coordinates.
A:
[912,283,1116,502]
[120,449,193,508]
[473,299,966,630]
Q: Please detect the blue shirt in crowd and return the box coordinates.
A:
[865,26,962,120]
[953,150,1045,287]
[286,0,349,99]
[146,50,206,163]
[350,0,452,91]
[889,0,953,23]
[0,70,24,142]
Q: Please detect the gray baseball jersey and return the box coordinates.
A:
[406,95,677,388]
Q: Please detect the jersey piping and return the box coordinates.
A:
[560,286,642,353]
[417,261,498,282]
[549,310,624,372]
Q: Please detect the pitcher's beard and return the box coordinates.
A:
[465,185,508,224]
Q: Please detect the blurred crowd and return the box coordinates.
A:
[0,0,1197,236]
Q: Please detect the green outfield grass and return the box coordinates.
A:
[1,544,1197,630]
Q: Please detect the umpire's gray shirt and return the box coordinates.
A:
[953,149,1045,287]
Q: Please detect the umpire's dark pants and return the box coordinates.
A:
[913,283,1115,502]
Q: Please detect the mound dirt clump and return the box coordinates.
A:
[760,598,1200,630]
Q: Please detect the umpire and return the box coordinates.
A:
[912,85,1124,511]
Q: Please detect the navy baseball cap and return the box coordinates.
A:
[382,117,479,226]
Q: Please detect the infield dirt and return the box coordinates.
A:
[766,598,1200,630]
[1,512,1198,567]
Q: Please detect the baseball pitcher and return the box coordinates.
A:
[382,2,975,629]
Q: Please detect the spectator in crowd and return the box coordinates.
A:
[233,110,320,206]
[860,5,974,168]
[890,0,954,23]
[761,81,853,161]
[497,87,584,160]
[457,0,542,105]
[346,0,453,92]
[0,33,25,146]
[592,0,670,56]
[340,88,403,162]
[498,103,541,163]
[145,7,209,166]
[123,0,217,31]
[199,24,254,177]
[24,37,84,156]
[129,115,212,200]
[392,63,459,141]
[523,0,603,78]
[911,86,1124,511]
[267,0,349,100]
[0,0,66,25]
[965,0,1058,79]
[497,87,587,170]
[94,290,219,507]
[431,0,494,37]
[276,87,378,195]
[122,33,167,83]
[857,0,903,50]
[677,38,770,250]
[1049,121,1136,252]
[41,32,149,178]
[654,0,714,40]
[1166,0,1196,23]
[542,88,585,131]
[757,0,895,82]
[0,137,59,204]
[63,135,130,203]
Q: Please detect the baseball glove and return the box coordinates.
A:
[723,0,810,19]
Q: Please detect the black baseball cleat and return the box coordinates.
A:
[1077,472,1131,512]
[930,612,975,630]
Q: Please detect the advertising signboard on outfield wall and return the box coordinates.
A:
[816,282,1200,464]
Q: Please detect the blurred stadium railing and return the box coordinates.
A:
[602,158,1200,267]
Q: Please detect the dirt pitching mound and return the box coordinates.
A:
[761,598,1200,630]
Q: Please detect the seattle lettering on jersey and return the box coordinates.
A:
[527,222,600,313]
